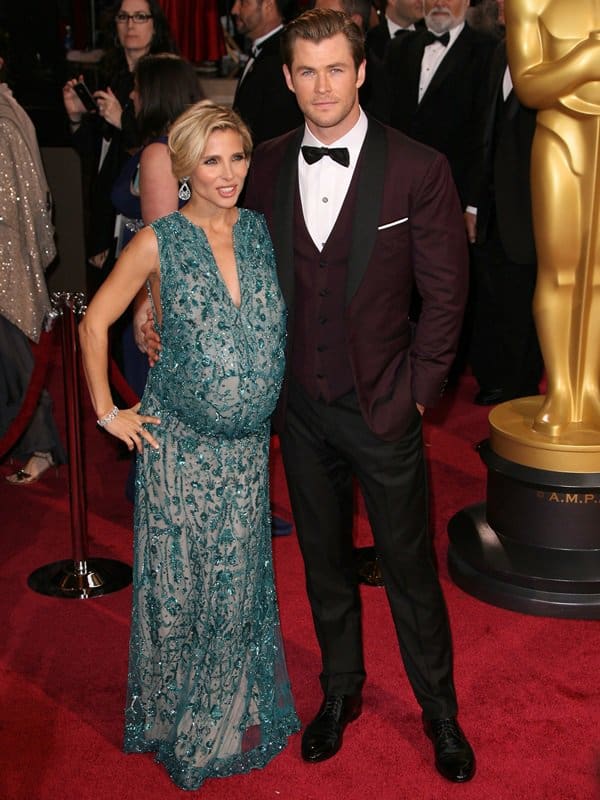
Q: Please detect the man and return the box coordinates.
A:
[0,47,66,483]
[231,0,304,144]
[467,0,504,36]
[382,0,495,205]
[245,9,474,783]
[466,0,542,405]
[366,0,424,61]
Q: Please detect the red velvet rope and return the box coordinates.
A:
[0,329,55,461]
[0,327,141,462]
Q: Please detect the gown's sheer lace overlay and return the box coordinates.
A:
[124,210,299,789]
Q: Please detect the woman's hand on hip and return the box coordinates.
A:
[100,403,160,453]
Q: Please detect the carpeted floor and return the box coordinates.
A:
[0,339,598,800]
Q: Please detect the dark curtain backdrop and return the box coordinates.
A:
[159,0,225,62]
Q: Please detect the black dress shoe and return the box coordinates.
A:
[301,693,362,762]
[474,387,504,406]
[354,546,385,587]
[424,717,475,783]
[357,557,385,587]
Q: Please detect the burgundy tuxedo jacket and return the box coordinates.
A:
[244,118,468,441]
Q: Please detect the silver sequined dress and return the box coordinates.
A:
[124,209,299,789]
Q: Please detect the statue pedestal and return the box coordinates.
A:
[448,397,600,618]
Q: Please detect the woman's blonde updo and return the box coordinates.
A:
[168,100,253,180]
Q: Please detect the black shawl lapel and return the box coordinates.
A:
[490,43,519,130]
[406,35,426,109]
[272,121,386,307]
[491,39,508,95]
[273,126,304,308]
[481,41,506,150]
[420,25,470,105]
[345,118,387,303]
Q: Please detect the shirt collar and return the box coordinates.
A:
[301,107,368,161]
[252,24,283,53]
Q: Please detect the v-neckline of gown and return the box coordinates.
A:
[177,210,243,311]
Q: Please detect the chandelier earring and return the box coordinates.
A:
[178,178,191,202]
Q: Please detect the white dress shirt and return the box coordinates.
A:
[503,64,513,101]
[418,22,465,103]
[298,109,368,251]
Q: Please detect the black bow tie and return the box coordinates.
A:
[424,30,450,47]
[301,145,350,167]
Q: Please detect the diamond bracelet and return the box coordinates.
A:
[97,405,120,428]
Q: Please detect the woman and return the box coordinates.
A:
[79,101,299,789]
[0,49,66,484]
[111,52,204,248]
[62,0,176,273]
[111,53,204,401]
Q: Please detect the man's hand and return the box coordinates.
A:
[88,249,109,269]
[416,403,425,416]
[138,308,162,366]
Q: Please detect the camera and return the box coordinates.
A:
[73,81,98,112]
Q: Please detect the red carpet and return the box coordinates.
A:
[1,341,599,800]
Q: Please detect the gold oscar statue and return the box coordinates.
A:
[489,0,600,471]
[446,0,600,618]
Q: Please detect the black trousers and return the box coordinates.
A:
[280,383,457,720]
[470,230,543,398]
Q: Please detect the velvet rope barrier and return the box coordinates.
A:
[28,292,132,600]
[0,314,142,462]
[0,327,55,462]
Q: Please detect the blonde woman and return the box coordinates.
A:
[79,101,298,789]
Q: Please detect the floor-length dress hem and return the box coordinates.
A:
[124,714,300,790]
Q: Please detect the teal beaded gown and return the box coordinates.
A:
[123,209,299,789]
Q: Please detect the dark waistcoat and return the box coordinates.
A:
[290,169,361,403]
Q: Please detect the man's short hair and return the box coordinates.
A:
[340,0,372,33]
[275,0,300,23]
[281,9,365,70]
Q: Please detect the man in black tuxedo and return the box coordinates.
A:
[382,0,495,206]
[245,8,475,783]
[231,0,303,144]
[465,1,543,404]
[366,0,424,61]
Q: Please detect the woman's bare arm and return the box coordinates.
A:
[79,226,162,451]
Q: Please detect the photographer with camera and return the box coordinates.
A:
[62,0,176,282]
